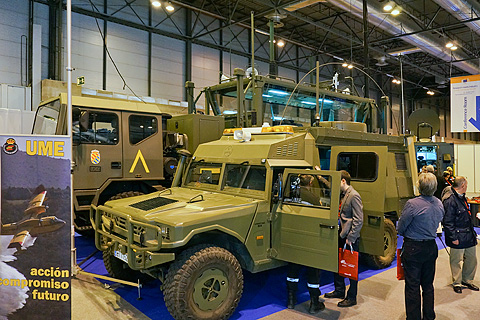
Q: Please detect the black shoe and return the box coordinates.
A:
[462,282,479,291]
[337,298,357,308]
[308,297,325,314]
[453,286,462,294]
[287,290,297,309]
[324,291,345,299]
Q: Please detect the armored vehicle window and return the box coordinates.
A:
[318,147,331,170]
[283,173,332,208]
[32,100,60,135]
[129,115,158,145]
[223,164,266,191]
[73,111,118,145]
[337,152,378,181]
[185,162,222,186]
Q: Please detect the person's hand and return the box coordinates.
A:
[314,165,321,171]
[452,240,459,245]
[346,238,351,246]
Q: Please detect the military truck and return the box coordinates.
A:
[32,93,224,230]
[91,121,417,320]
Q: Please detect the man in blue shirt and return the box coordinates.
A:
[397,173,444,320]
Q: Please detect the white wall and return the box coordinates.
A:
[455,144,480,195]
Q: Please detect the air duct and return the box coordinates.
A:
[432,0,480,37]
[327,0,480,75]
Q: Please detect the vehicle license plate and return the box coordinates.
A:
[114,250,128,263]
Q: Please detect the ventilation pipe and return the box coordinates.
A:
[327,0,480,75]
[432,0,480,37]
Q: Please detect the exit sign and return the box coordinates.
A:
[77,76,85,86]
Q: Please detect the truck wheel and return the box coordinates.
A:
[365,218,397,269]
[103,246,149,283]
[108,191,144,201]
[163,245,243,320]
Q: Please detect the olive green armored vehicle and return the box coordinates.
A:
[92,120,417,320]
[32,93,224,230]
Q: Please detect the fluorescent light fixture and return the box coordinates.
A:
[451,45,458,50]
[165,2,174,12]
[383,4,393,11]
[302,99,334,105]
[277,39,285,47]
[151,0,161,7]
[223,110,237,114]
[446,42,453,48]
[391,7,401,15]
[273,116,285,121]
[268,89,289,96]
[301,101,316,105]
[262,94,273,98]
[321,98,334,104]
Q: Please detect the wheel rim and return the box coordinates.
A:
[193,268,229,311]
[383,230,394,257]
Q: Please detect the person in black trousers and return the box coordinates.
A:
[324,170,363,308]
[397,173,444,320]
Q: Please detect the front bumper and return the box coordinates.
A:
[90,205,175,270]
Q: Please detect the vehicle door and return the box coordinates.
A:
[271,169,341,272]
[121,112,164,180]
[330,146,387,255]
[72,108,122,190]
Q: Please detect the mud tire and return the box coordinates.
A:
[163,245,243,320]
[364,218,397,269]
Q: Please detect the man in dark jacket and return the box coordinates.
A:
[442,176,478,293]
[324,170,363,307]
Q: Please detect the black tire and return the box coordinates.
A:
[163,245,244,320]
[364,218,397,269]
[108,191,144,201]
[103,246,151,283]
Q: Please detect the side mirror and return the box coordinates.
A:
[272,173,283,203]
[79,110,89,132]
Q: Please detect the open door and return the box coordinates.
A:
[330,146,387,255]
[271,169,341,273]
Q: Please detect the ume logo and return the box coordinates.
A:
[26,140,64,157]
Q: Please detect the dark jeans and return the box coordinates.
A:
[402,239,438,320]
[333,236,359,300]
[287,263,321,297]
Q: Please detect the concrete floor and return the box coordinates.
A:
[72,244,480,320]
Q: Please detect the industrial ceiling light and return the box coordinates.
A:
[277,39,285,47]
[347,64,353,69]
[165,2,174,12]
[446,42,453,48]
[392,79,401,84]
[383,2,395,11]
[451,45,458,50]
[427,90,434,95]
[391,7,401,16]
[342,62,348,67]
[151,0,161,8]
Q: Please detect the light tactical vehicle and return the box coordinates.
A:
[32,93,224,230]
[92,121,417,320]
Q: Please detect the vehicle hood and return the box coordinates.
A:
[102,187,261,226]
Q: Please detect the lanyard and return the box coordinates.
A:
[463,199,472,216]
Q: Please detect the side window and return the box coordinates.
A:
[337,152,378,181]
[283,173,332,208]
[129,115,158,145]
[73,110,118,145]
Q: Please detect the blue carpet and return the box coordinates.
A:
[75,229,480,319]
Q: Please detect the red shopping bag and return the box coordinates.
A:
[338,245,359,281]
[396,248,405,280]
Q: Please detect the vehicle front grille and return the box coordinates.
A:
[130,196,178,211]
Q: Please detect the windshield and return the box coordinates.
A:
[184,162,222,188]
[32,100,61,134]
[223,164,266,191]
